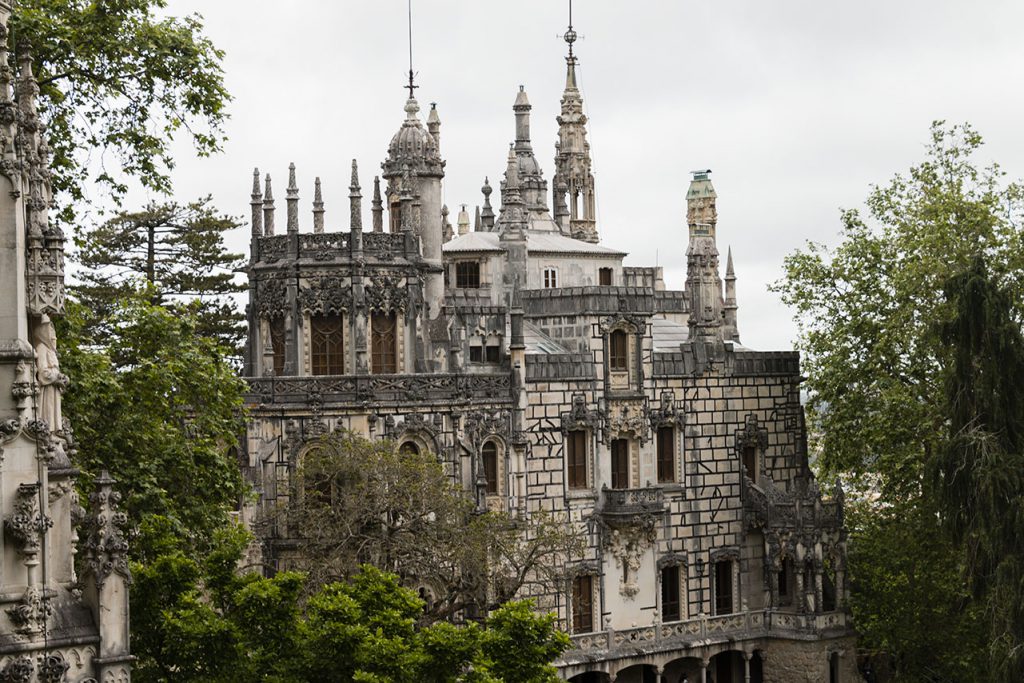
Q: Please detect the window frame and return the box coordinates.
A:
[571,574,595,633]
[656,425,676,483]
[714,559,734,615]
[482,441,499,495]
[455,260,481,289]
[608,329,628,372]
[566,429,589,490]
[543,267,558,289]
[610,438,630,489]
[269,317,286,376]
[742,444,758,483]
[371,311,398,374]
[661,564,681,622]
[310,313,345,375]
[599,267,613,286]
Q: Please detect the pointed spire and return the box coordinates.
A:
[263,173,276,236]
[371,176,384,232]
[724,245,740,343]
[514,85,532,150]
[726,246,735,279]
[474,205,481,232]
[286,162,299,233]
[399,169,414,233]
[349,159,362,232]
[250,167,263,237]
[457,204,470,236]
[441,203,452,242]
[427,102,441,151]
[480,177,495,230]
[313,177,325,233]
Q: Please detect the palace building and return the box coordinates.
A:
[239,10,857,683]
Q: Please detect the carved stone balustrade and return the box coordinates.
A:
[742,475,844,534]
[598,485,665,527]
[246,372,512,407]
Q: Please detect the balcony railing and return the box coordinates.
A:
[245,372,512,405]
[599,486,665,525]
[565,609,849,661]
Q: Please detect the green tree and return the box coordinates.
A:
[11,0,229,223]
[75,196,245,350]
[773,122,1024,678]
[930,259,1024,681]
[58,288,246,552]
[291,430,585,621]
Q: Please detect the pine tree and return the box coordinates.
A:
[75,196,245,352]
[932,257,1024,681]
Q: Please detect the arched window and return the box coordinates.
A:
[371,312,398,374]
[269,317,286,375]
[310,314,344,375]
[482,441,499,495]
[399,441,420,456]
[609,329,628,371]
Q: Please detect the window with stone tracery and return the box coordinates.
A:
[269,317,286,375]
[310,314,344,375]
[483,441,499,495]
[371,311,397,374]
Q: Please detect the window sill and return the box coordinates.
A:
[566,487,597,501]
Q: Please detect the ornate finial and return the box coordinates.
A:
[481,177,495,230]
[726,246,735,278]
[564,0,578,59]
[286,162,299,234]
[250,168,263,238]
[263,173,276,236]
[349,159,363,232]
[482,176,492,198]
[372,176,384,232]
[313,177,325,233]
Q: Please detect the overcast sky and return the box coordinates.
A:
[149,0,1024,351]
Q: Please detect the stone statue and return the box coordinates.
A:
[33,314,68,432]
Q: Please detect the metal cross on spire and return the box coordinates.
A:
[406,0,418,98]
[564,0,578,58]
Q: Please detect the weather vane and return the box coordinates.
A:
[560,0,583,59]
[406,0,418,98]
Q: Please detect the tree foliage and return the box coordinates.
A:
[132,524,569,683]
[289,430,585,621]
[58,288,246,552]
[774,122,1024,679]
[930,259,1024,681]
[74,196,245,350]
[11,0,230,222]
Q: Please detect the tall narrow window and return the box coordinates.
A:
[778,557,793,606]
[599,267,613,286]
[714,560,733,615]
[483,441,499,495]
[485,342,500,363]
[566,430,588,489]
[389,200,401,232]
[742,444,758,483]
[302,448,330,508]
[662,565,681,622]
[269,317,286,375]
[609,330,628,371]
[455,261,481,289]
[310,314,344,375]
[572,575,594,633]
[543,267,558,289]
[657,426,675,483]
[611,438,629,489]
[371,312,397,374]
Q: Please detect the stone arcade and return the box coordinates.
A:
[0,2,132,681]
[240,12,858,683]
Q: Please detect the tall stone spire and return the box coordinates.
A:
[723,246,740,342]
[480,177,495,230]
[349,160,362,232]
[262,174,275,236]
[684,170,724,341]
[313,177,325,233]
[503,86,548,215]
[250,168,263,237]
[286,162,299,234]
[371,176,384,232]
[552,5,598,243]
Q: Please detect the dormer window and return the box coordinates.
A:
[456,261,481,289]
[543,267,558,288]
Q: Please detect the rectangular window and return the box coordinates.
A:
[455,261,481,289]
[310,314,345,375]
[543,267,558,289]
[269,317,286,375]
[778,558,792,606]
[469,345,483,363]
[742,444,758,483]
[714,560,733,615]
[609,330,628,371]
[657,426,675,483]
[389,200,401,232]
[599,267,613,286]
[485,343,500,363]
[483,442,499,495]
[572,575,594,633]
[662,565,681,622]
[611,438,629,489]
[566,430,588,489]
[371,312,397,374]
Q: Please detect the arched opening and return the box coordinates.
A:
[612,664,658,683]
[301,447,331,507]
[568,673,610,683]
[482,441,499,495]
[711,650,745,683]
[663,656,704,683]
[398,440,420,456]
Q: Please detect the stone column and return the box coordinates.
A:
[743,650,753,683]
[655,665,664,683]
[700,657,710,683]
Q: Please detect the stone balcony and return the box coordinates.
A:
[562,609,850,666]
[245,372,512,407]
[598,486,666,527]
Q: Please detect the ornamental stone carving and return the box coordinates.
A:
[297,275,352,315]
[735,413,768,457]
[464,409,510,447]
[37,652,70,683]
[1,656,33,683]
[7,586,51,635]
[560,393,599,434]
[607,519,657,598]
[364,273,408,312]
[598,312,645,335]
[604,400,649,444]
[256,276,288,319]
[649,390,684,429]
[5,483,50,557]
[81,472,131,588]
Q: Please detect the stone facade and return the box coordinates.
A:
[240,12,856,683]
[0,2,132,680]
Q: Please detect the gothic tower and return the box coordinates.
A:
[685,169,725,341]
[552,18,598,243]
[382,93,446,318]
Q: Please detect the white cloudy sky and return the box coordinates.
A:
[146,0,1024,351]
